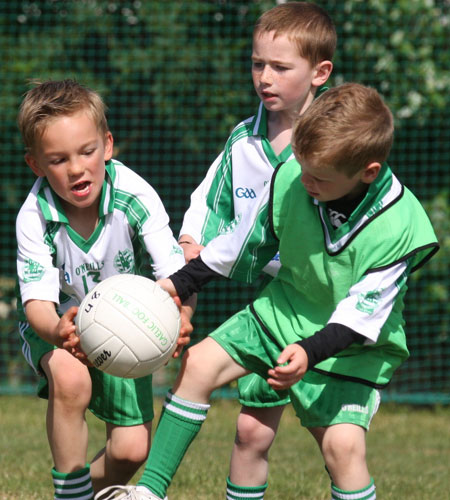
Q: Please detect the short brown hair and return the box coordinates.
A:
[253,2,336,67]
[18,79,109,152]
[292,83,394,177]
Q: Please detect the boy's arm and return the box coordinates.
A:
[159,188,278,301]
[199,181,278,283]
[179,150,227,246]
[136,180,186,279]
[268,260,411,390]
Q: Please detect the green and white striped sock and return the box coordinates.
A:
[138,390,210,499]
[331,478,376,500]
[52,463,93,500]
[226,476,267,499]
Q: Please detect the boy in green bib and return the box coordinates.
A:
[99,83,438,500]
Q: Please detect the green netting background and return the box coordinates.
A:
[0,1,448,404]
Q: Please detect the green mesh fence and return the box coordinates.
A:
[0,1,448,404]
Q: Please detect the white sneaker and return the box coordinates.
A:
[94,485,168,500]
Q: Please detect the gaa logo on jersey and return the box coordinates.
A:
[235,187,256,199]
[113,249,135,273]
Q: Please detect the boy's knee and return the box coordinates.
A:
[108,433,150,466]
[321,428,366,468]
[49,362,92,408]
[181,344,213,384]
[235,412,275,451]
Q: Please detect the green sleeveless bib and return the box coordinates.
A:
[252,160,438,386]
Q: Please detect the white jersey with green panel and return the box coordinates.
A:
[200,160,439,387]
[16,159,185,317]
[180,101,295,277]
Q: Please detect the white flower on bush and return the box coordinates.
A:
[0,301,11,319]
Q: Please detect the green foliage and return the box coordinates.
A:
[0,0,448,400]
[330,0,450,124]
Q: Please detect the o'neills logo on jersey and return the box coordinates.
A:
[75,261,105,275]
[113,249,135,273]
[235,187,256,199]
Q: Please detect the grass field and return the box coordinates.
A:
[1,395,449,499]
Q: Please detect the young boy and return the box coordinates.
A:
[177,3,335,497]
[99,83,438,500]
[15,79,193,499]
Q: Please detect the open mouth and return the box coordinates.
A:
[72,181,91,196]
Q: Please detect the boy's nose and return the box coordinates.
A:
[260,66,272,84]
[67,160,84,176]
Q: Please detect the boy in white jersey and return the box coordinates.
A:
[103,83,438,499]
[177,3,335,498]
[15,79,193,500]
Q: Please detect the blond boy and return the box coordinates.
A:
[16,80,191,499]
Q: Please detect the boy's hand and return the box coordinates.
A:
[59,306,92,365]
[156,279,197,358]
[182,243,204,263]
[178,234,204,263]
[157,278,177,297]
[267,344,308,390]
[171,295,196,358]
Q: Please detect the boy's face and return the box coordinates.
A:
[26,110,113,215]
[251,31,326,118]
[300,160,375,203]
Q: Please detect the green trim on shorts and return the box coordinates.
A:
[19,320,154,426]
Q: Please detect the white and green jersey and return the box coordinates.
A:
[199,160,439,386]
[16,159,185,314]
[180,102,295,277]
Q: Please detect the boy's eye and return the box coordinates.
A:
[50,158,65,165]
[252,61,264,69]
[275,65,288,71]
[84,149,95,156]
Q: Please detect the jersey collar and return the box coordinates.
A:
[317,163,404,254]
[36,160,116,223]
[250,102,294,165]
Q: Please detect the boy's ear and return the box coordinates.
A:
[103,131,114,161]
[25,153,45,177]
[361,162,381,184]
[312,60,333,87]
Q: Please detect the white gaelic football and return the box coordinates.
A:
[75,274,181,378]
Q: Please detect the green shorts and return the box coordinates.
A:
[238,372,290,408]
[291,370,380,429]
[19,320,154,426]
[211,307,380,430]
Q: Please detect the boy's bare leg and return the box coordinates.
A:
[229,405,285,486]
[42,349,92,472]
[309,424,370,490]
[90,422,152,492]
[130,337,249,499]
[174,336,249,401]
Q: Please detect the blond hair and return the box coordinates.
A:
[292,83,394,177]
[253,2,336,67]
[18,79,109,152]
